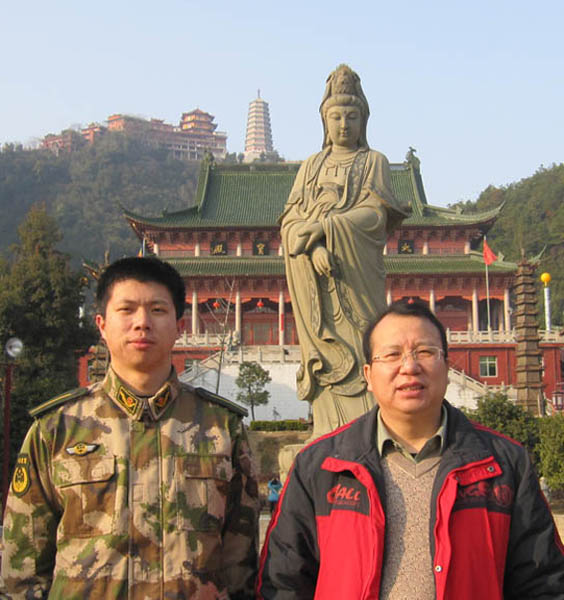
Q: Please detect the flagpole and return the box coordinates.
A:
[484,236,491,331]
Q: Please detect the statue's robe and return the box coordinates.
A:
[281,147,408,433]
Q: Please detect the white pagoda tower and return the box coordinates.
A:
[243,90,274,162]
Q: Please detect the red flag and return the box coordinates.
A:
[483,239,497,266]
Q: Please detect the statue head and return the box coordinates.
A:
[320,64,370,150]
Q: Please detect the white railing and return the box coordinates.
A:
[447,329,564,344]
[448,366,517,400]
[224,346,301,364]
[175,329,562,349]
[175,331,240,347]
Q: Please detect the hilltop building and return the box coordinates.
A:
[244,91,275,162]
[41,109,227,161]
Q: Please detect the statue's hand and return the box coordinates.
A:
[301,222,324,252]
[289,234,308,256]
[311,245,332,277]
[289,222,324,256]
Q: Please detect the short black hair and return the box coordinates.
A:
[362,299,448,364]
[96,257,186,319]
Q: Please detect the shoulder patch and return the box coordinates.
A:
[29,387,90,418]
[195,387,248,418]
[12,454,31,497]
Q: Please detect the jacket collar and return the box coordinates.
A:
[327,400,491,467]
[102,366,181,421]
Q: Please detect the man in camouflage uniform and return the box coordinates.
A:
[1,257,259,599]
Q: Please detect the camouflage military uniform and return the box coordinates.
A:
[1,368,259,599]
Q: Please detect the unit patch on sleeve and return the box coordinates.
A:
[12,454,31,497]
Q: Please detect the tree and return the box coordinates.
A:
[464,393,540,463]
[235,361,271,421]
[0,205,95,474]
[538,414,564,492]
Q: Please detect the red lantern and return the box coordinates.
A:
[257,299,264,308]
[212,300,221,310]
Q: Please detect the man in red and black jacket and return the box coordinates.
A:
[257,300,564,599]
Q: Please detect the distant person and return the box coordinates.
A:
[267,475,283,514]
[257,300,564,598]
[1,256,259,599]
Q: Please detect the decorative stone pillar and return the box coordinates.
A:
[235,290,242,339]
[513,260,544,415]
[278,289,285,345]
[504,287,511,332]
[191,290,198,334]
[429,288,436,313]
[472,287,479,332]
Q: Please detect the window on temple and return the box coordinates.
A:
[479,356,497,377]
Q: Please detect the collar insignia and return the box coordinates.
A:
[66,442,99,456]
[154,387,171,411]
[117,386,140,416]
[12,454,31,497]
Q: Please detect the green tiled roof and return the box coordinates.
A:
[124,159,502,231]
[166,253,516,278]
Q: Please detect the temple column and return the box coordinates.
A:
[472,287,479,332]
[429,288,436,313]
[504,287,511,332]
[235,290,242,340]
[191,290,198,334]
[278,289,285,346]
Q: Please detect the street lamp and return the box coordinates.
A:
[540,272,552,332]
[2,337,23,513]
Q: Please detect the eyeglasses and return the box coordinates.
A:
[370,346,444,367]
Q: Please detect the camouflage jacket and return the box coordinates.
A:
[1,368,259,599]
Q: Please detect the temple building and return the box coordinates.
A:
[113,153,564,417]
[243,91,275,162]
[42,110,227,161]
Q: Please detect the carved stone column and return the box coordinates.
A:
[513,260,544,415]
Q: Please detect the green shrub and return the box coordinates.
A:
[538,414,564,492]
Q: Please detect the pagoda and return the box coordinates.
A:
[243,91,274,162]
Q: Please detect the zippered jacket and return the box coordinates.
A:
[257,402,564,599]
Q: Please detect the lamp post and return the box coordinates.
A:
[2,337,23,513]
[540,272,552,332]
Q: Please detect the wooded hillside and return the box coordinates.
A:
[0,134,199,265]
[451,163,564,326]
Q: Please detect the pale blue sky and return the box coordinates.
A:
[2,0,562,206]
